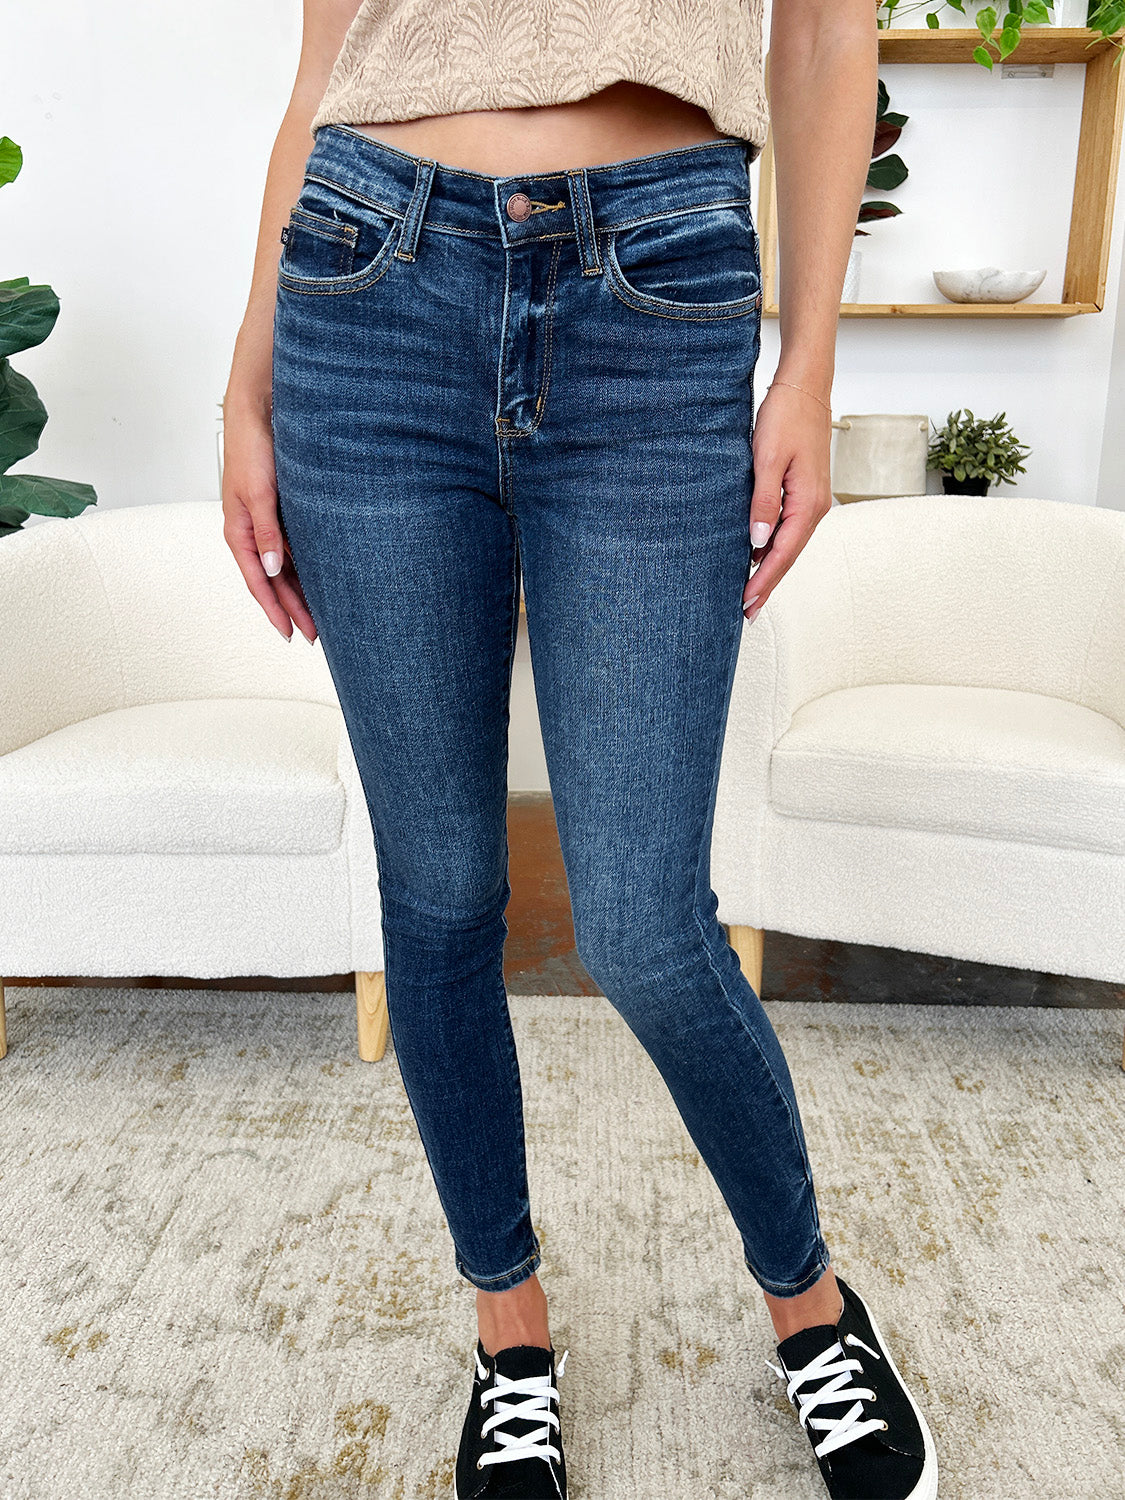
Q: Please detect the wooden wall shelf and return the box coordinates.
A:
[756,28,1125,318]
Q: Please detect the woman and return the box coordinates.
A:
[222,3,938,1497]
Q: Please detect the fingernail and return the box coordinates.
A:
[750,521,773,548]
[262,550,282,576]
[743,594,760,613]
[277,624,292,642]
[747,604,762,623]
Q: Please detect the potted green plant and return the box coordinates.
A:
[877,0,1123,71]
[0,135,97,537]
[926,407,1031,493]
[846,79,909,300]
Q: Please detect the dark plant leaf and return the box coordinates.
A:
[0,281,61,359]
[0,361,47,471]
[858,202,903,222]
[873,120,902,158]
[0,472,98,518]
[868,154,908,189]
[0,502,30,532]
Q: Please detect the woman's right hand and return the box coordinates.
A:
[221,396,317,644]
[220,0,369,643]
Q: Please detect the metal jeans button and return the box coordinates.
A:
[505,192,532,222]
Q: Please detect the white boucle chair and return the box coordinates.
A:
[0,500,389,1062]
[712,493,1125,1068]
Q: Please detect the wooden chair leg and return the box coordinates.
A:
[0,978,6,1059]
[726,925,765,998]
[356,970,389,1062]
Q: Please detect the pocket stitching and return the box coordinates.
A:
[604,203,762,320]
[277,249,396,296]
[288,205,359,249]
[278,207,399,295]
[282,209,357,280]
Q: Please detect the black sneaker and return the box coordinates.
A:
[455,1339,568,1500]
[766,1274,937,1500]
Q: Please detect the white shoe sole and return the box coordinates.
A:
[845,1280,939,1500]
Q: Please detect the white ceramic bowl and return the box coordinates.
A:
[932,267,1047,303]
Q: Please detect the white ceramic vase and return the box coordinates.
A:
[842,242,862,303]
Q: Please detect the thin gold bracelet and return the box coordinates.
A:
[768,379,832,414]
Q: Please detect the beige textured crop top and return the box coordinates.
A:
[310,0,770,152]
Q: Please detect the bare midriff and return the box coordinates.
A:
[347,80,727,176]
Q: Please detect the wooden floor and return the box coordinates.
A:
[9,793,1123,1009]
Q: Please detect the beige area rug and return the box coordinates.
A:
[1,986,1123,1500]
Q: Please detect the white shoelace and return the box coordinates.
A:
[766,1332,888,1459]
[477,1347,569,1470]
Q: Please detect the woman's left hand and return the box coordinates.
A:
[741,382,834,621]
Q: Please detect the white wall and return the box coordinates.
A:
[1099,182,1125,512]
[5,4,1123,791]
[3,2,302,511]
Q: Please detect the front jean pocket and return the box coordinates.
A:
[604,199,762,320]
[278,174,401,295]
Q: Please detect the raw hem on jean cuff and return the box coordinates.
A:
[457,1245,542,1293]
[750,1248,831,1299]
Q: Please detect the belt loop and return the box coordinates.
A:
[395,157,437,261]
[566,167,602,276]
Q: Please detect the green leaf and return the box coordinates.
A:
[868,154,909,189]
[0,137,22,189]
[0,361,48,471]
[0,281,61,359]
[973,43,995,67]
[1023,0,1051,19]
[0,502,30,532]
[998,23,1023,56]
[976,4,999,33]
[926,10,941,23]
[1091,0,1125,28]
[0,473,97,519]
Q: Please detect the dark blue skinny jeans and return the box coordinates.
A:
[271,123,832,1298]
